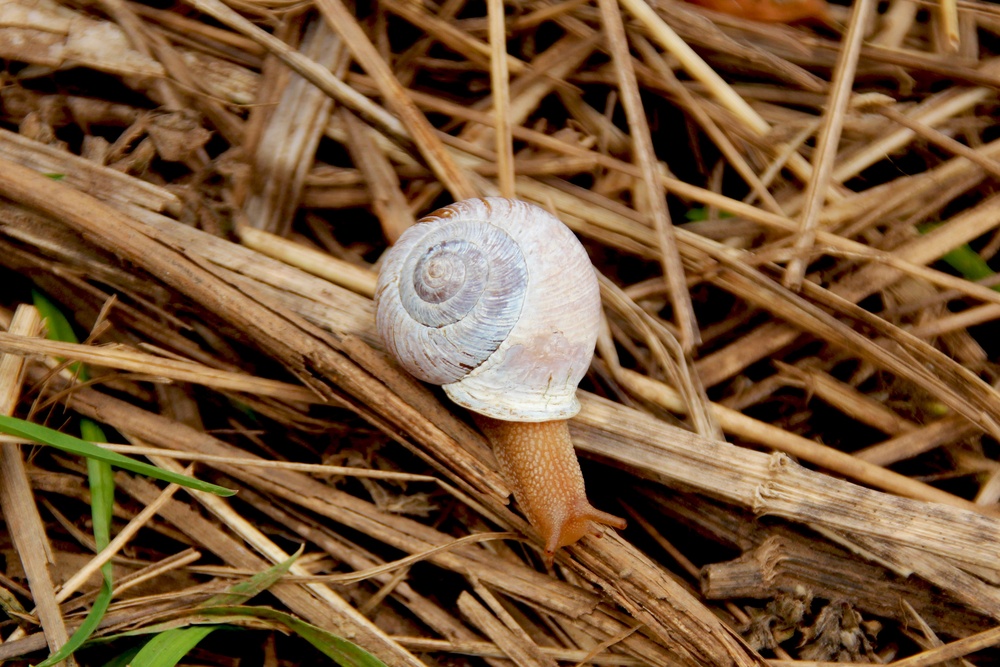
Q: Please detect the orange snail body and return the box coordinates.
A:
[375,198,626,558]
[476,417,626,554]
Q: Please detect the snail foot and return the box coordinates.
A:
[542,501,628,559]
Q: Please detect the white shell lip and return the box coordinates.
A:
[376,197,601,422]
[443,352,585,422]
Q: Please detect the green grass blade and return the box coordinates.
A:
[684,207,733,222]
[100,645,142,667]
[31,290,90,380]
[29,293,120,667]
[201,607,389,667]
[205,547,302,607]
[34,583,113,667]
[940,244,998,286]
[31,290,80,346]
[129,626,217,667]
[82,421,114,554]
[916,224,1000,290]
[25,290,234,667]
[21,292,234,496]
[34,430,118,667]
[95,605,388,667]
[0,415,234,496]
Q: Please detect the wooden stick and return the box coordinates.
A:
[458,591,558,667]
[56,477,185,602]
[0,156,509,503]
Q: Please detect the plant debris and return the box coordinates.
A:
[1,0,1000,665]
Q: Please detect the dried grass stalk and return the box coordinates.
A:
[3,1,1000,664]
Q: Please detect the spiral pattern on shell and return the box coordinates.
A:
[379,216,528,385]
[376,197,602,421]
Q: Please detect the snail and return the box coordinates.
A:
[375,197,626,558]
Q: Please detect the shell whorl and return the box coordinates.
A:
[378,214,528,385]
[376,198,601,422]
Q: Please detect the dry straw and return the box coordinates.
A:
[1,0,1000,665]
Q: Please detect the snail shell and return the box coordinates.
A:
[375,197,601,422]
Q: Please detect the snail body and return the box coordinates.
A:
[376,197,625,556]
[476,416,626,553]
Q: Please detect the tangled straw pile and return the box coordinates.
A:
[1,0,1000,664]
